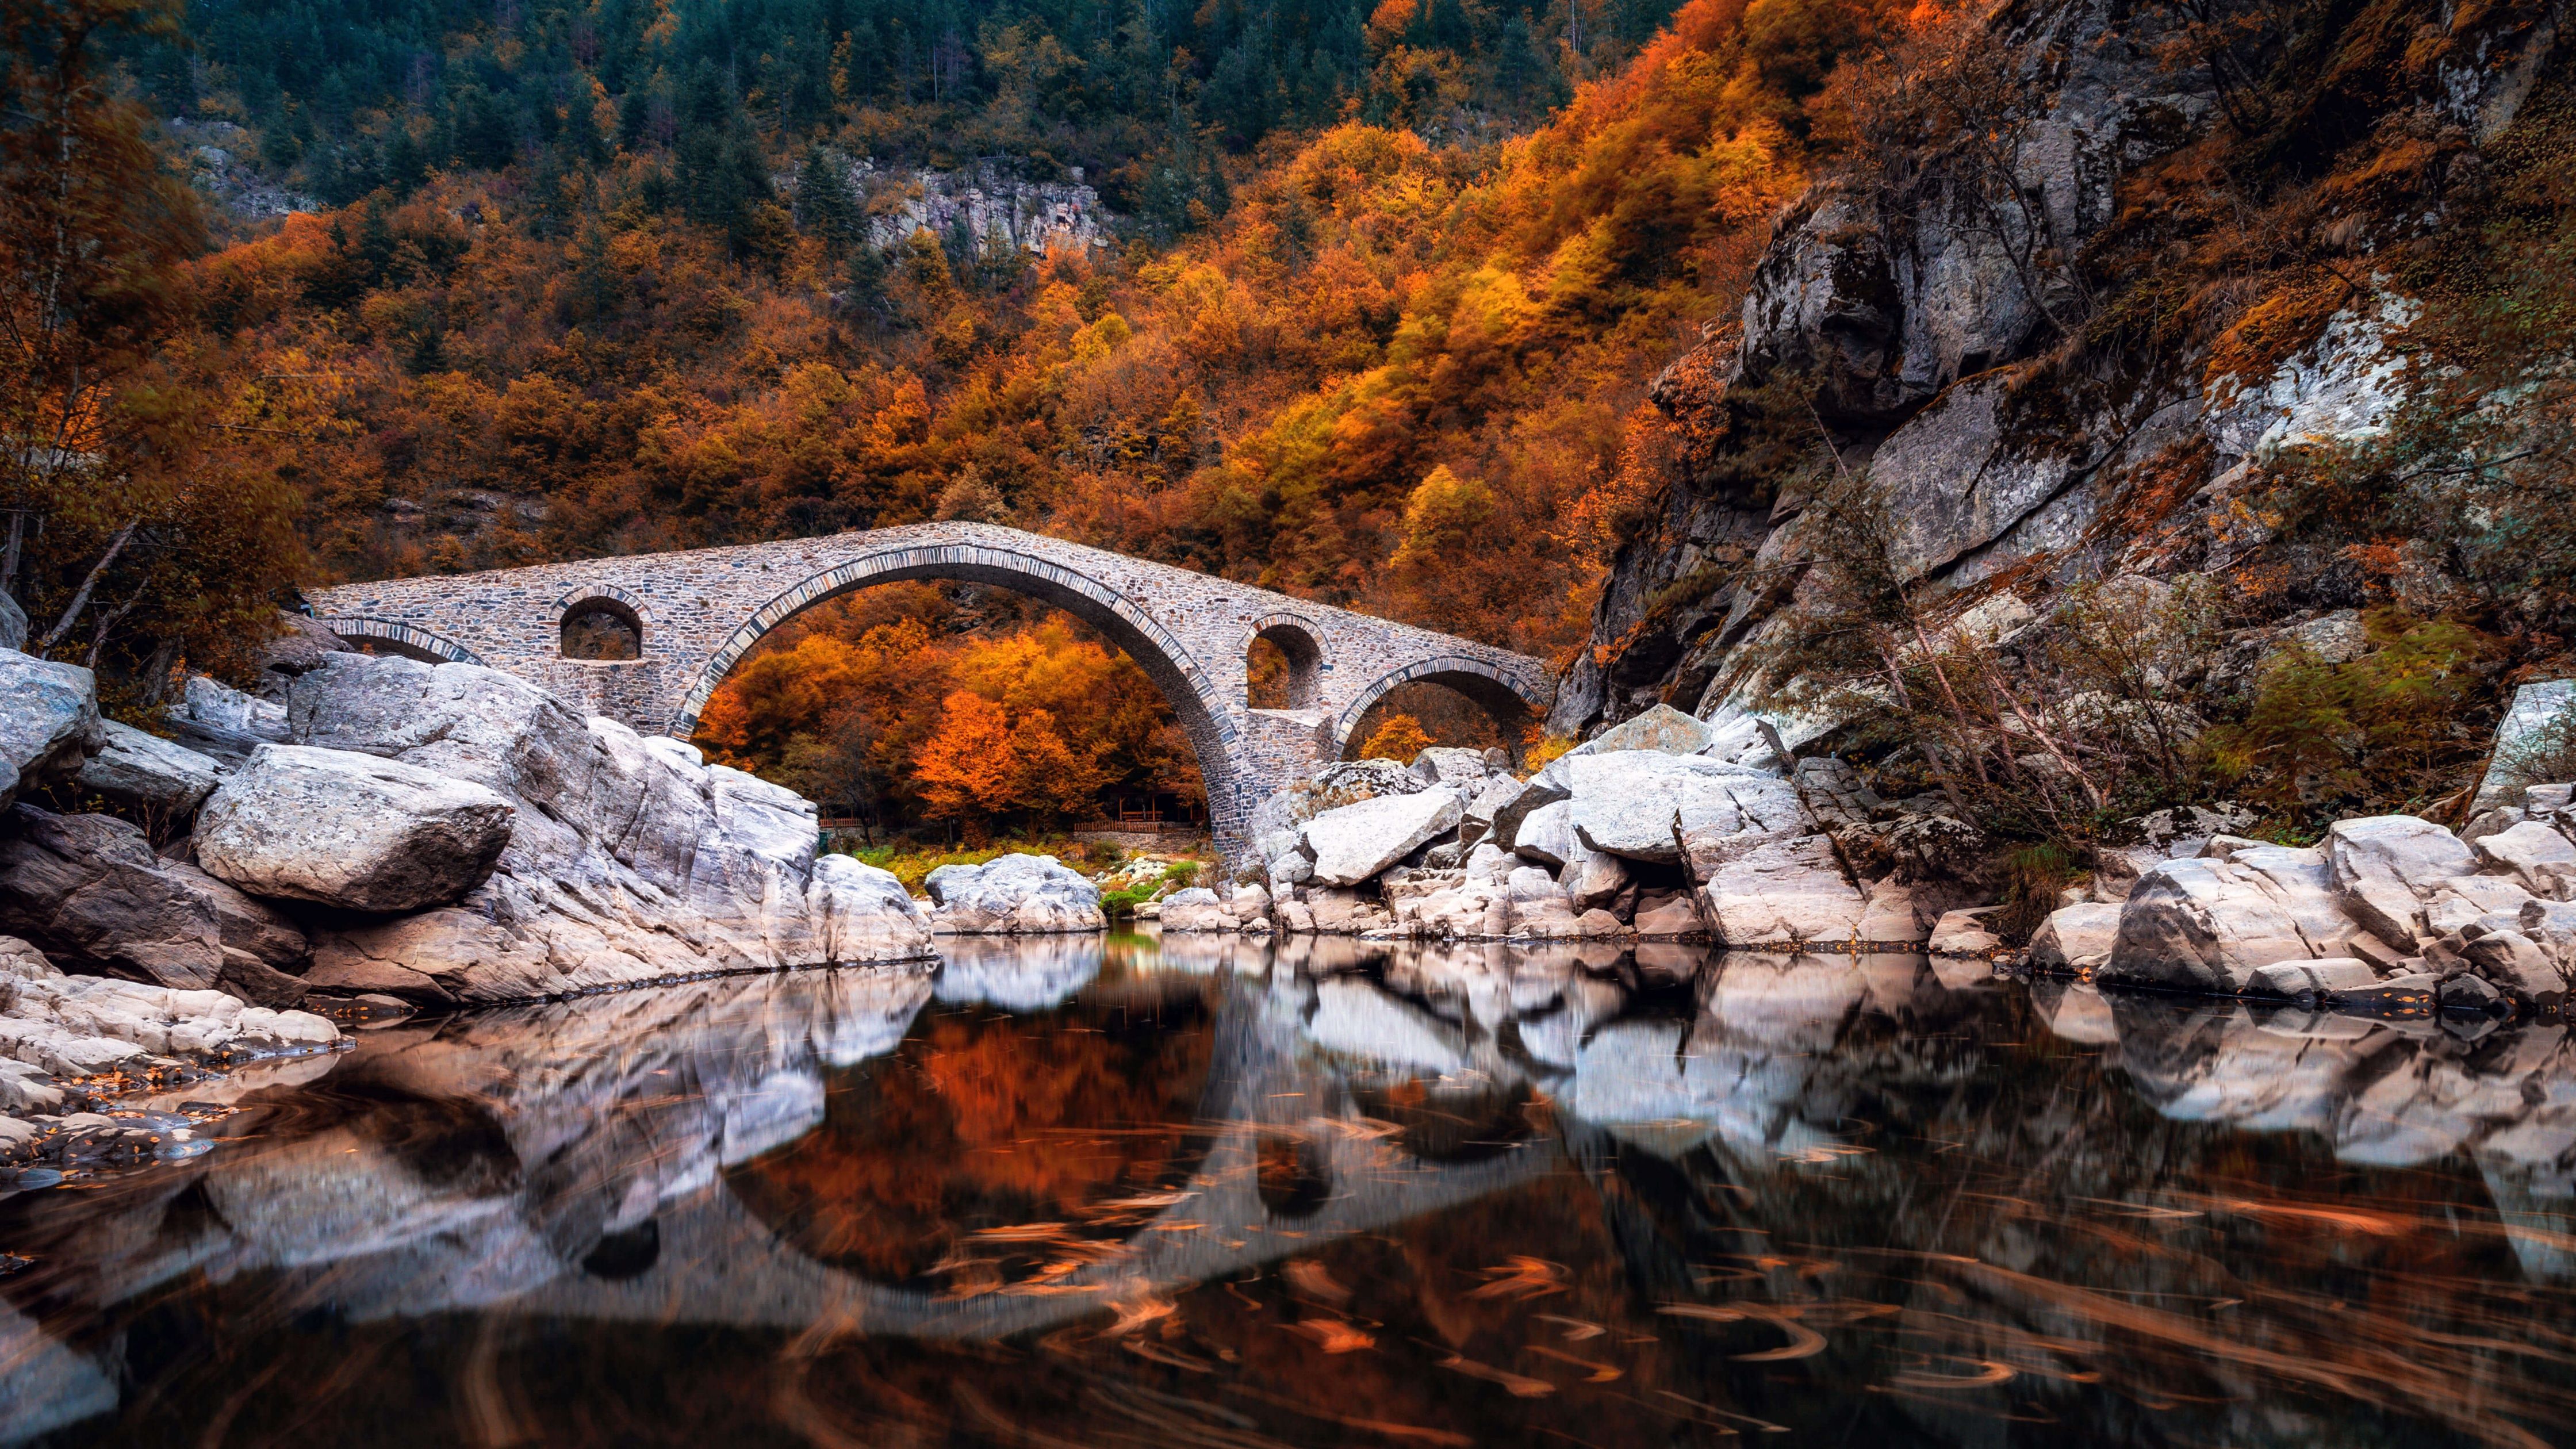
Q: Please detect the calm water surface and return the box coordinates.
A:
[3,934,2571,1447]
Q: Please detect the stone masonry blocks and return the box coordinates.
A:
[310,522,1551,864]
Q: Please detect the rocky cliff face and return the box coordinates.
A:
[1553,0,2566,738]
[845,159,1113,259]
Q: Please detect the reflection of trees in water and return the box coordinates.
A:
[724,988,1222,1286]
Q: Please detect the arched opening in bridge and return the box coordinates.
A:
[1245,623,1322,710]
[1344,674,1532,765]
[560,598,643,660]
[688,581,1208,846]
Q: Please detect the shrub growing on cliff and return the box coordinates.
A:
[1749,478,2221,848]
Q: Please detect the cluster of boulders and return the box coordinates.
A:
[1,933,338,1180]
[1187,706,1964,948]
[2030,791,2575,1016]
[0,643,940,1017]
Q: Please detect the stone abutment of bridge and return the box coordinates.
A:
[307,524,1552,865]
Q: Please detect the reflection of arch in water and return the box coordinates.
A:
[522,978,1554,1338]
[721,976,1228,1286]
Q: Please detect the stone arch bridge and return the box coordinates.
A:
[307,522,1552,861]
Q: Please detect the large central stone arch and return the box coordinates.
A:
[672,537,1248,833]
[307,522,1553,863]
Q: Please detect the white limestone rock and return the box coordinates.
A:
[1573,704,1713,757]
[198,743,515,912]
[1409,746,1494,787]
[0,650,105,812]
[2029,902,2122,971]
[0,933,339,1076]
[2101,846,2371,994]
[2245,958,2382,999]
[2322,815,2477,946]
[2472,820,2576,892]
[926,854,1105,934]
[1698,836,1866,945]
[281,653,934,1005]
[1301,788,1462,888]
[74,719,224,818]
[811,854,935,960]
[1555,751,1807,863]
[1929,907,2004,955]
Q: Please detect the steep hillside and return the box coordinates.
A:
[1557,0,2570,834]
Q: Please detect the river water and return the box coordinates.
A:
[2,934,2570,1447]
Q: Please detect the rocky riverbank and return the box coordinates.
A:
[1179,703,2574,1025]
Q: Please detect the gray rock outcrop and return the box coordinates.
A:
[1302,788,1463,887]
[0,805,312,995]
[74,720,224,819]
[0,650,106,812]
[271,652,932,1003]
[197,744,516,912]
[925,853,1105,934]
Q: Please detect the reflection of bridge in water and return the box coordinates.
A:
[7,941,2575,1444]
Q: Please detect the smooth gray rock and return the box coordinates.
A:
[1699,835,1866,945]
[281,654,932,1001]
[1302,788,1462,888]
[2471,820,2576,890]
[2029,902,2122,970]
[75,719,223,818]
[2102,847,2366,995]
[2472,679,2574,811]
[2322,815,2477,946]
[0,806,226,988]
[1573,704,1713,758]
[2245,957,2380,998]
[1409,747,1493,788]
[170,673,290,764]
[0,650,105,812]
[926,853,1105,934]
[198,744,515,912]
[0,591,24,652]
[1559,751,1806,863]
[1511,800,1582,869]
[1483,774,1569,853]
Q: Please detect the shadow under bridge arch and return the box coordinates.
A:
[669,540,1244,835]
[1333,655,1551,758]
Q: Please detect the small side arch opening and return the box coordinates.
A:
[1341,667,1538,767]
[1245,621,1322,711]
[561,597,643,661]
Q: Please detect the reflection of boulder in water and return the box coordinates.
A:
[725,991,1218,1286]
[2107,996,2382,1136]
[1349,1075,1536,1164]
[933,934,1104,1010]
[580,1218,661,1280]
[1255,1132,1335,1217]
[1304,977,1469,1073]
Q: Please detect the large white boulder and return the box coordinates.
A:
[1697,836,1866,945]
[2321,815,2477,946]
[74,719,225,818]
[2471,820,2576,892]
[925,853,1105,934]
[0,650,105,811]
[1571,703,1712,757]
[811,854,934,960]
[2101,846,2370,994]
[1555,751,1807,862]
[1301,787,1462,887]
[2029,902,2122,970]
[197,743,516,912]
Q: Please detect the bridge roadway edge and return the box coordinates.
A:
[308,522,1555,869]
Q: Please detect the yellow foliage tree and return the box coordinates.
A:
[1358,712,1433,763]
